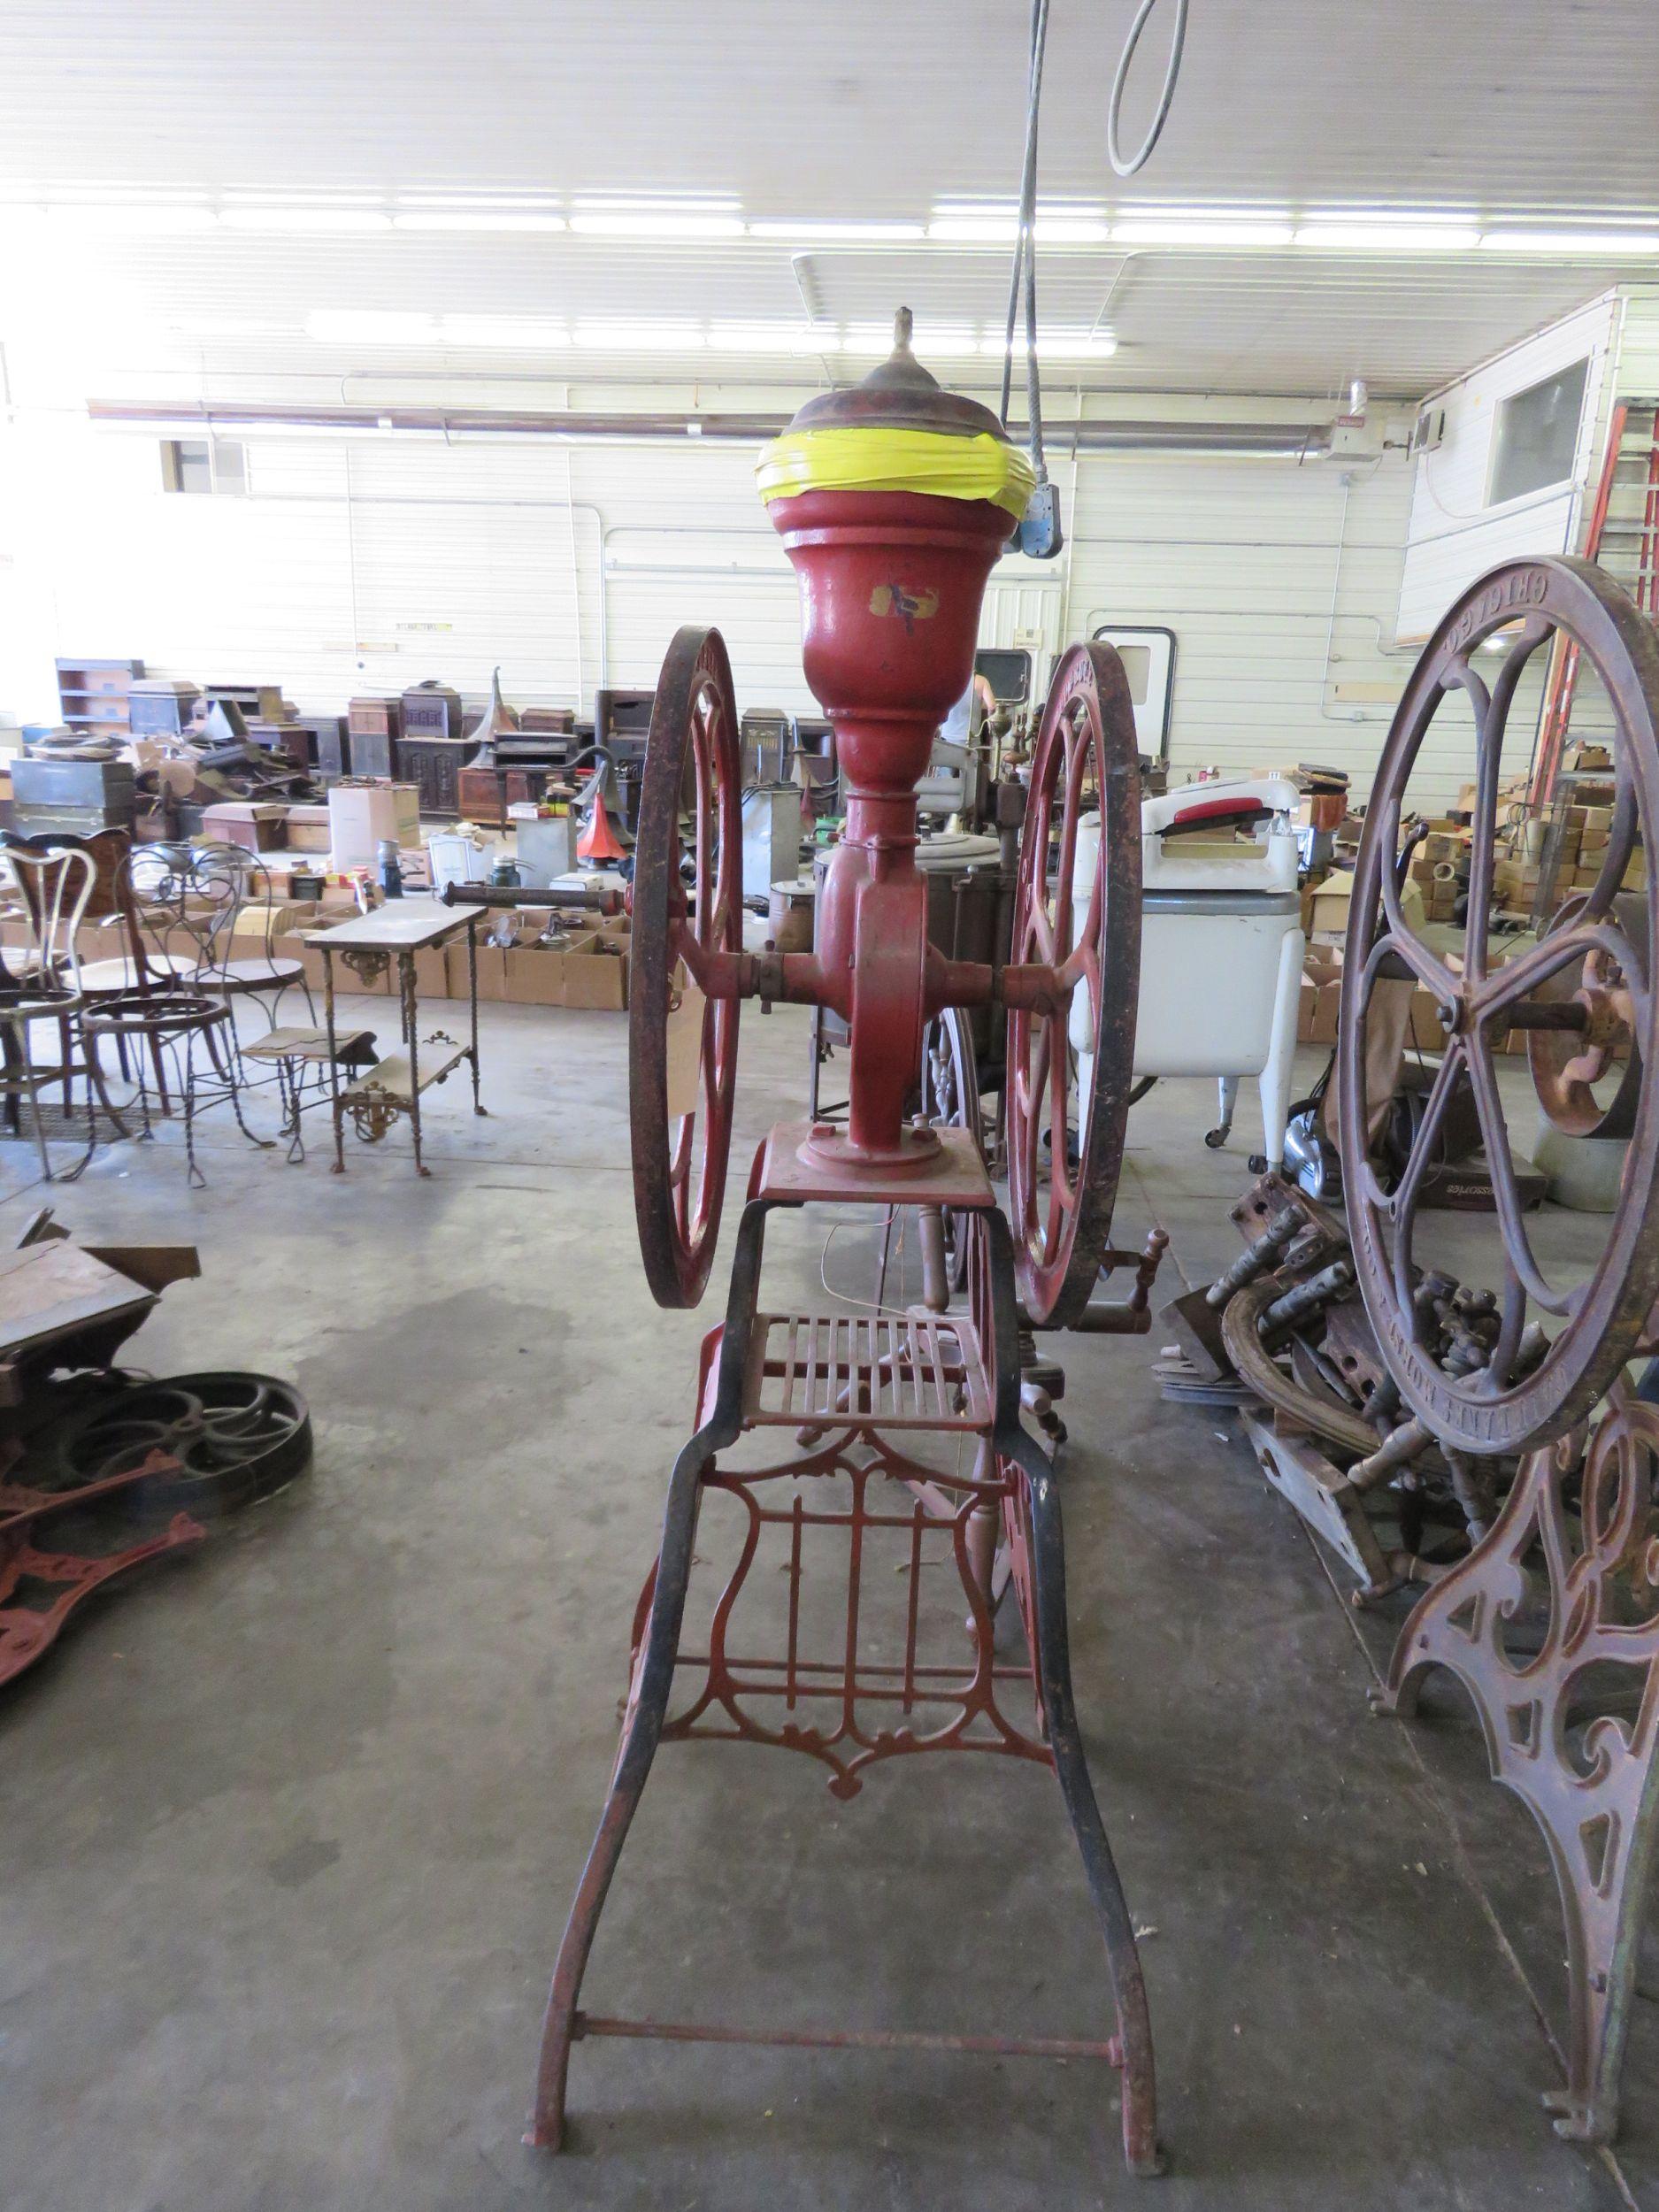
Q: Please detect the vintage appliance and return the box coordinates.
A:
[530,312,1168,2182]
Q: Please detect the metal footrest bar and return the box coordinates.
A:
[572,2012,1125,2064]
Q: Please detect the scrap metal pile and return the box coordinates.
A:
[0,1208,311,1687]
[1162,1168,1539,1601]
[1171,555,1659,2151]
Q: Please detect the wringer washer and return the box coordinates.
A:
[530,312,1170,2177]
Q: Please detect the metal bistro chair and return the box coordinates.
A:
[78,843,273,1188]
[0,841,123,1181]
[190,845,317,1038]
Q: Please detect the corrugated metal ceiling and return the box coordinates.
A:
[2,0,1655,397]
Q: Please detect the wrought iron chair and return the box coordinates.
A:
[77,843,272,1187]
[0,841,107,1180]
[189,846,316,1035]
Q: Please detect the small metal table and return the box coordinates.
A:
[302,901,485,1177]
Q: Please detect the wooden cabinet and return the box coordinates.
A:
[56,657,144,740]
[395,736,470,819]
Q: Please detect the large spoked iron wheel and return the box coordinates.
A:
[50,1371,312,1519]
[629,626,743,1309]
[1339,557,1659,1453]
[1006,642,1141,1328]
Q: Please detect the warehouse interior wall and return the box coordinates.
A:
[0,365,1436,800]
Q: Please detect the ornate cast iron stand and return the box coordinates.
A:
[1339,556,1659,2144]
[1374,1393,1659,2146]
[532,1198,1159,2174]
[531,316,1164,2179]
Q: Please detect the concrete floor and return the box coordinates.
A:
[0,1000,1654,2212]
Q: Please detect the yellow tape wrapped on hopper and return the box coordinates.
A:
[757,426,1035,521]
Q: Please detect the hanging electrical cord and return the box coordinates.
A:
[1107,0,1191,177]
[998,0,1054,551]
[996,0,1189,554]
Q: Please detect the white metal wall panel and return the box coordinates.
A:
[0,403,1436,800]
[1397,295,1619,641]
[1064,448,1427,799]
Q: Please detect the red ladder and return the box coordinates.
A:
[1533,398,1659,802]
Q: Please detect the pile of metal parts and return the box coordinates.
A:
[1172,555,1659,2152]
[0,1208,311,1687]
[1159,1169,1537,1601]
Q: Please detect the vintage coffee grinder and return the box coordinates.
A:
[529,311,1166,2177]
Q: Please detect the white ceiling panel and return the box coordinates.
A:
[2,0,1656,398]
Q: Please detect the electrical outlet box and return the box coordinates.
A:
[1018,482,1064,561]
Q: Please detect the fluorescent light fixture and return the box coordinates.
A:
[747,219,926,242]
[841,321,910,353]
[1479,229,1659,256]
[392,211,566,233]
[573,319,706,350]
[42,204,218,235]
[990,328,1118,358]
[705,321,835,353]
[928,216,1018,243]
[222,188,386,205]
[396,194,564,211]
[929,211,1112,245]
[1036,214,1112,243]
[167,315,301,340]
[1294,220,1479,250]
[438,315,572,347]
[222,207,392,233]
[1113,219,1293,245]
[909,325,981,353]
[570,211,746,239]
[307,310,438,344]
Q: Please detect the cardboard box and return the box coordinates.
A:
[328,781,421,869]
[502,933,629,1010]
[1308,874,1354,944]
[202,801,288,852]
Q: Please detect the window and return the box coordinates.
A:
[1486,358,1588,507]
[1111,643,1152,706]
[972,648,1032,703]
[160,438,248,495]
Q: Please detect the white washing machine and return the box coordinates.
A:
[1071,776,1305,1168]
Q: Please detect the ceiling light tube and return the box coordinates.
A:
[1479,230,1659,256]
[438,316,572,347]
[222,208,393,234]
[747,219,926,242]
[1035,216,1113,242]
[1015,331,1119,358]
[1112,219,1293,246]
[705,322,838,353]
[41,204,218,234]
[1293,222,1480,250]
[572,320,707,350]
[569,211,746,239]
[927,217,1018,243]
[391,211,567,233]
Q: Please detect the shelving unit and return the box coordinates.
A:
[55,657,144,740]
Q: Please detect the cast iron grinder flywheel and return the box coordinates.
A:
[1339,557,1659,1453]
